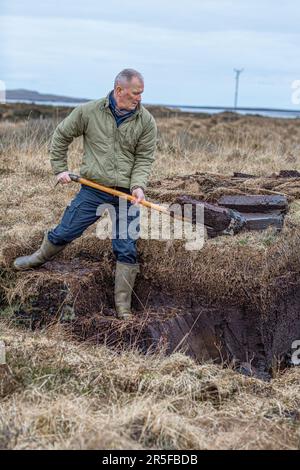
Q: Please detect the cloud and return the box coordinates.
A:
[2,0,300,33]
[1,2,300,107]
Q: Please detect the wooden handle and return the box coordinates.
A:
[69,174,188,222]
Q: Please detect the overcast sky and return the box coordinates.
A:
[1,0,300,108]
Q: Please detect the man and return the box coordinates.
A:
[13,69,157,320]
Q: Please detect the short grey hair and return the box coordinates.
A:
[114,69,144,88]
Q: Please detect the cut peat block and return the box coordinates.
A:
[233,172,257,179]
[2,236,300,380]
[243,212,284,231]
[217,194,288,233]
[174,195,234,232]
[277,170,300,178]
[175,195,285,235]
[218,194,288,213]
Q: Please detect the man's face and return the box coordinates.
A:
[114,77,144,111]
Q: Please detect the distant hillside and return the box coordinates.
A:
[6,89,90,103]
[0,101,186,122]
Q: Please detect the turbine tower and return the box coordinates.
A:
[234,68,244,108]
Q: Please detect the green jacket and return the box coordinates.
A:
[50,94,157,191]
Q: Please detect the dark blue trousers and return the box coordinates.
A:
[48,185,140,264]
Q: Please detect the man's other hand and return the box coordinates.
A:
[56,171,71,184]
[131,187,145,204]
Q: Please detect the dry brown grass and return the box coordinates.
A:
[1,321,300,450]
[1,109,300,449]
[153,112,300,178]
[2,112,300,255]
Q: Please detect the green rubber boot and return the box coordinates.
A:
[114,261,140,320]
[13,232,66,271]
